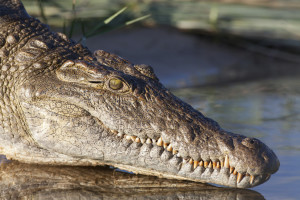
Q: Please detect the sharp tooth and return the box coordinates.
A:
[208,161,212,168]
[189,158,193,165]
[157,137,163,146]
[213,162,216,169]
[163,142,169,148]
[204,161,208,168]
[233,169,237,175]
[135,137,141,143]
[230,167,234,173]
[141,138,146,144]
[224,155,230,168]
[221,161,224,168]
[199,161,204,167]
[126,135,131,140]
[131,136,137,141]
[266,174,271,180]
[146,138,152,144]
[167,144,172,152]
[117,132,123,137]
[194,161,199,169]
[216,162,220,169]
[237,173,243,183]
[172,149,178,155]
[250,175,254,184]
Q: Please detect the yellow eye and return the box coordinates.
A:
[109,78,123,90]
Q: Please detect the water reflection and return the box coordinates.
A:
[0,160,264,200]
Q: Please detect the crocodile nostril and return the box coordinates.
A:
[262,152,269,162]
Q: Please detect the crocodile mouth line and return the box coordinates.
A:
[111,130,265,186]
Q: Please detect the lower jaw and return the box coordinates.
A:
[3,144,267,188]
[102,135,272,188]
[100,139,265,188]
[110,161,265,188]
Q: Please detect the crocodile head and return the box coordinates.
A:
[0,0,279,188]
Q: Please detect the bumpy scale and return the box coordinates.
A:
[0,0,279,188]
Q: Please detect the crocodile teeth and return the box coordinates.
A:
[199,161,204,167]
[146,138,152,144]
[216,162,220,169]
[213,161,217,169]
[233,169,237,175]
[194,160,199,169]
[117,135,257,185]
[224,155,230,168]
[135,137,141,143]
[163,142,169,148]
[204,161,208,168]
[117,132,124,137]
[167,144,172,152]
[131,136,137,142]
[157,137,163,146]
[237,173,243,183]
[208,161,212,168]
[250,175,254,184]
[125,135,131,140]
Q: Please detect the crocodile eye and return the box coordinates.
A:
[109,78,123,90]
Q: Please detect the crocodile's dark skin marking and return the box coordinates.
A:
[0,0,279,188]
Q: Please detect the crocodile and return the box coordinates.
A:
[0,0,279,188]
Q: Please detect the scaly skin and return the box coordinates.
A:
[0,0,279,188]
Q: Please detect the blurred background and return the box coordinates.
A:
[9,1,299,200]
[22,0,300,88]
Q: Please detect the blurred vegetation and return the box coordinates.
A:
[23,0,150,43]
[22,0,300,50]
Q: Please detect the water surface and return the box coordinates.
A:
[173,76,300,200]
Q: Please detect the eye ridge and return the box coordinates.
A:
[109,78,124,90]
